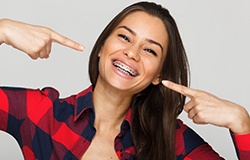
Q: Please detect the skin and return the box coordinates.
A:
[162,80,250,134]
[97,11,168,96]
[0,18,84,59]
[0,11,249,160]
[82,11,168,160]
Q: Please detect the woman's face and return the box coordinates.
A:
[98,11,168,95]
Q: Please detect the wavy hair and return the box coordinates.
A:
[88,2,189,160]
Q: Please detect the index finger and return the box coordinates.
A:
[50,29,84,51]
[162,80,196,98]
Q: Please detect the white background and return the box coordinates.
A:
[0,0,250,159]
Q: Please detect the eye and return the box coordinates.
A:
[144,48,157,56]
[118,34,130,42]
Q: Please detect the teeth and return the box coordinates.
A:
[113,61,138,76]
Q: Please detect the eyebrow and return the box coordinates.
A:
[117,26,164,53]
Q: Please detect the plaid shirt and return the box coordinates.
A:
[0,86,249,160]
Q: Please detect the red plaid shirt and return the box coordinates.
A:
[0,86,249,160]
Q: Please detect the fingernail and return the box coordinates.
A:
[79,45,85,51]
[162,80,169,86]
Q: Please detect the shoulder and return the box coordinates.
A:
[0,86,60,102]
[175,119,207,156]
[175,119,207,146]
[24,87,60,102]
[40,87,60,101]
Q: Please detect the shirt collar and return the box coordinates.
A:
[124,108,132,127]
[73,85,133,129]
[74,85,94,121]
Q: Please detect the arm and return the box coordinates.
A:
[0,17,84,129]
[0,18,83,135]
[0,86,59,131]
[0,18,84,59]
[163,80,250,159]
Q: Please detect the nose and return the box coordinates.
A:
[123,45,140,61]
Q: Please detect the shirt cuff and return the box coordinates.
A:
[231,132,250,150]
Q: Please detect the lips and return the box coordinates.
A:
[112,61,138,77]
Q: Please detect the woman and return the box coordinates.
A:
[0,1,250,160]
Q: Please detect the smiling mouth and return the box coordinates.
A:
[112,61,138,77]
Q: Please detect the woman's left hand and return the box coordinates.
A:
[162,80,250,134]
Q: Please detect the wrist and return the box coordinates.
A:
[229,107,250,134]
[231,123,250,135]
[239,118,250,134]
[0,18,9,45]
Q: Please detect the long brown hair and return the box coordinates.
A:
[88,2,189,160]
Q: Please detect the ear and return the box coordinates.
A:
[152,75,161,85]
[98,49,102,57]
[98,47,103,57]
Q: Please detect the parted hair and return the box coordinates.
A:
[88,1,189,160]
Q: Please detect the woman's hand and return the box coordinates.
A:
[0,18,84,59]
[162,80,250,134]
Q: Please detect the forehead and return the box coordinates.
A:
[116,11,169,51]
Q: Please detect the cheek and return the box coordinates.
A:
[143,58,162,75]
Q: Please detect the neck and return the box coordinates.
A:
[92,79,132,132]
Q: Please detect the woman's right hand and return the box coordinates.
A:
[0,18,84,59]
